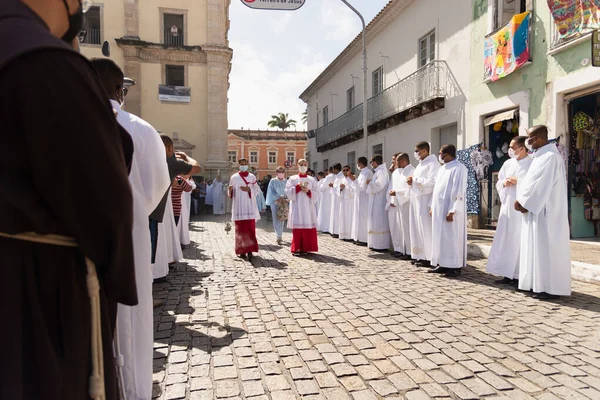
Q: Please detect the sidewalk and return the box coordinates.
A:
[468,229,600,284]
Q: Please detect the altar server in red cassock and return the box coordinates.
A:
[286,159,320,255]
[229,158,260,259]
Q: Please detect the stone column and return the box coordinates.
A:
[124,0,139,39]
[123,58,142,117]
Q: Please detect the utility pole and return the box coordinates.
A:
[340,0,368,157]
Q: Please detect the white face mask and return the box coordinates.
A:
[508,148,517,159]
[239,166,248,172]
[299,166,308,173]
[414,151,421,161]
[356,164,362,171]
[438,155,445,164]
[525,137,536,152]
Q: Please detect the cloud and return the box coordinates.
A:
[319,0,362,42]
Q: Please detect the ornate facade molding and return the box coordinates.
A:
[116,38,207,64]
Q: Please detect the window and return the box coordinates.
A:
[286,151,295,164]
[419,30,436,68]
[166,65,185,86]
[323,159,329,171]
[347,151,356,173]
[249,151,259,164]
[347,86,355,111]
[494,0,526,30]
[372,143,383,157]
[228,151,237,163]
[323,106,329,125]
[268,151,277,164]
[164,13,184,46]
[82,6,101,45]
[372,67,383,96]
[313,162,318,172]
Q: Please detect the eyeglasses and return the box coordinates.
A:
[77,29,87,43]
[121,86,129,96]
[82,0,94,13]
[342,169,350,172]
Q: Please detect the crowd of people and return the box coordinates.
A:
[230,135,572,299]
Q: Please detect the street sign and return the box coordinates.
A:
[240,0,306,11]
[284,160,293,168]
[593,30,600,67]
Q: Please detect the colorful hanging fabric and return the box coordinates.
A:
[547,0,600,41]
[483,12,531,82]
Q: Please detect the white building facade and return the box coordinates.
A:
[300,0,473,172]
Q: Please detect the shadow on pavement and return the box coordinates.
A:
[310,253,355,266]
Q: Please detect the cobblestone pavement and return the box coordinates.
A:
[152,215,600,400]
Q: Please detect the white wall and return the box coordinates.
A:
[306,0,472,171]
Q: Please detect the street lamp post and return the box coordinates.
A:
[340,0,368,157]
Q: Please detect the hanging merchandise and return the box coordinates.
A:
[458,143,482,214]
[470,145,494,181]
[493,121,503,131]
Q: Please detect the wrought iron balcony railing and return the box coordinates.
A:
[315,60,448,149]
[164,31,184,47]
[82,28,101,45]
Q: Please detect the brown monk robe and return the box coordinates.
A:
[0,1,137,399]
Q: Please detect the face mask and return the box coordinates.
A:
[356,164,362,171]
[277,173,285,179]
[525,137,536,151]
[239,166,248,172]
[414,152,421,161]
[299,166,308,173]
[508,148,517,159]
[438,155,445,164]
[61,0,84,44]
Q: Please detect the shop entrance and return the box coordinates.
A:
[567,91,600,238]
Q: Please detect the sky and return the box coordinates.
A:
[227,0,390,131]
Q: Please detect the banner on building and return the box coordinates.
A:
[547,0,600,41]
[158,85,191,103]
[483,11,531,82]
[240,0,305,11]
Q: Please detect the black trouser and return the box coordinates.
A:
[174,215,180,226]
[149,218,159,264]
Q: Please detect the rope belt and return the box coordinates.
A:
[0,232,105,400]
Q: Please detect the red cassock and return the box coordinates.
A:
[291,228,318,253]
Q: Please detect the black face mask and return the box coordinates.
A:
[61,0,84,44]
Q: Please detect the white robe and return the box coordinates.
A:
[206,184,214,205]
[229,172,261,221]
[112,101,170,400]
[337,175,354,240]
[386,165,414,253]
[329,172,344,235]
[178,178,195,246]
[212,179,225,215]
[517,144,571,295]
[351,168,374,243]
[318,173,335,232]
[366,163,390,250]
[164,193,183,263]
[409,154,440,261]
[285,175,320,229]
[430,160,468,269]
[486,156,533,279]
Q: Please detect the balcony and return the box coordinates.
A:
[164,31,184,47]
[314,60,449,151]
[82,28,101,45]
[548,18,595,53]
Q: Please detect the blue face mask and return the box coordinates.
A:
[239,166,249,172]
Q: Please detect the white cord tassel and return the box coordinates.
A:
[113,320,127,400]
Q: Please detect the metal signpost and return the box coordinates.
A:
[241,0,368,155]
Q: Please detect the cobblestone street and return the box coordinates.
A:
[152,215,600,400]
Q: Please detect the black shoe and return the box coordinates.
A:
[343,239,354,242]
[355,242,368,246]
[400,254,412,260]
[427,266,446,274]
[392,252,403,258]
[444,268,462,277]
[331,234,339,238]
[247,252,253,260]
[238,253,247,259]
[292,252,302,257]
[532,292,558,300]
[495,277,514,284]
[416,260,431,267]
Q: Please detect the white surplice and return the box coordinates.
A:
[178,178,195,246]
[285,175,320,229]
[212,179,225,215]
[409,154,440,261]
[337,175,354,240]
[318,173,335,232]
[430,160,468,269]
[517,144,571,295]
[486,156,533,279]
[112,101,170,400]
[205,184,214,205]
[229,172,261,221]
[329,172,344,235]
[386,165,414,254]
[367,163,390,250]
[164,193,183,263]
[351,168,374,243]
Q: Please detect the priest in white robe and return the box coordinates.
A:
[366,155,391,251]
[93,59,171,400]
[515,125,571,299]
[486,136,532,284]
[178,176,195,246]
[337,165,355,241]
[285,159,320,255]
[212,176,225,215]
[386,153,413,259]
[318,168,335,233]
[429,145,468,277]
[408,141,440,267]
[351,157,373,246]
[229,158,261,259]
[329,164,344,237]
[206,182,214,211]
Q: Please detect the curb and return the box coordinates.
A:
[467,242,600,285]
